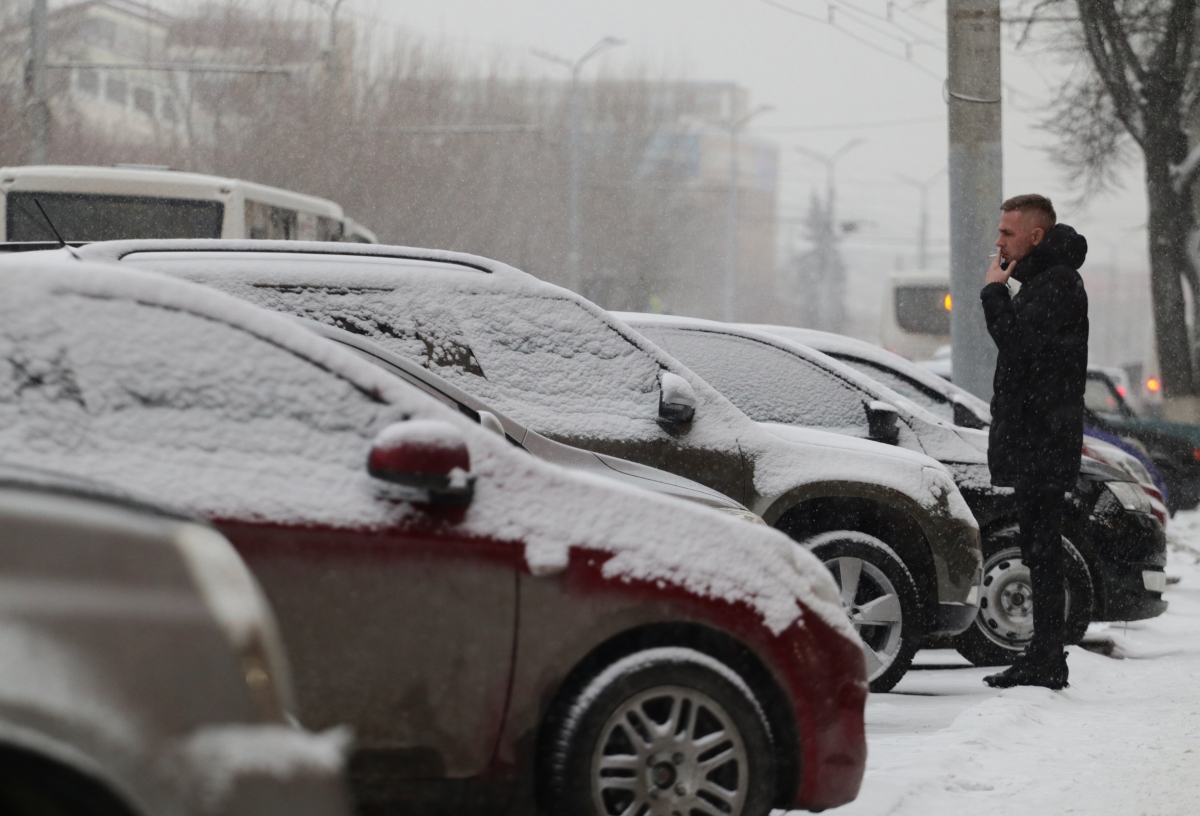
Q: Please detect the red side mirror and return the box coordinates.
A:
[367,420,475,506]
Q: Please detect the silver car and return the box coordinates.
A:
[0,464,349,816]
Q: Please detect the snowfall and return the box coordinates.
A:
[799,510,1200,816]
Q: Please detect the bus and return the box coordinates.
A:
[0,165,377,245]
[880,270,951,360]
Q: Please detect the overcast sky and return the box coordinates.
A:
[346,0,1148,278]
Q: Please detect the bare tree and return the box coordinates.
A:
[1034,0,1200,400]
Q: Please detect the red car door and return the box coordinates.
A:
[0,290,517,784]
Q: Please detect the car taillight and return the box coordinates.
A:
[1192,447,1200,462]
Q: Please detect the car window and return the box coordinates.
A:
[137,258,665,443]
[641,327,869,433]
[0,290,397,521]
[829,355,955,424]
[1085,375,1124,418]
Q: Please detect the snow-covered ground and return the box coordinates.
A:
[814,510,1200,816]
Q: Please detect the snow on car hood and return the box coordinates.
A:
[75,244,977,533]
[0,256,853,641]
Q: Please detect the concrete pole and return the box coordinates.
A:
[568,78,583,294]
[724,127,741,322]
[28,0,49,165]
[947,0,1003,400]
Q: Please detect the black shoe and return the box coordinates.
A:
[984,650,1069,690]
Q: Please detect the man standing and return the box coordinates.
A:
[980,194,1089,690]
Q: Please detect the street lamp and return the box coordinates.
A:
[794,138,864,232]
[298,0,348,83]
[897,167,946,270]
[531,36,626,294]
[718,103,773,321]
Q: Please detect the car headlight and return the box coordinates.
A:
[173,523,295,722]
[714,506,769,526]
[1105,481,1154,515]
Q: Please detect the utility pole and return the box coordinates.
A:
[299,0,348,86]
[720,103,773,321]
[27,0,49,164]
[947,0,1002,400]
[898,168,945,270]
[532,37,625,295]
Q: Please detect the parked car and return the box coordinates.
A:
[619,314,1168,667]
[293,315,765,524]
[1085,368,1200,512]
[0,463,348,816]
[0,256,869,814]
[753,325,1170,512]
[65,239,983,693]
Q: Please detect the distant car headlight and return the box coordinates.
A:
[714,506,769,526]
[173,523,295,722]
[1105,481,1154,515]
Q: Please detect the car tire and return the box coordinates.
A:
[803,532,923,694]
[953,526,1094,667]
[541,647,777,816]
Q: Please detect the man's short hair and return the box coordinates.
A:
[1001,194,1056,228]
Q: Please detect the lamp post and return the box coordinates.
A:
[720,103,773,321]
[897,167,946,270]
[532,37,626,294]
[298,0,348,84]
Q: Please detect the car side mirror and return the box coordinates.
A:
[951,395,987,429]
[477,410,505,437]
[866,401,900,445]
[367,420,475,506]
[658,372,697,427]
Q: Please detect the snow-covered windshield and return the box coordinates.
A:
[121,254,666,445]
[638,326,871,435]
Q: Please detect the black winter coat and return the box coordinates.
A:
[981,223,1090,490]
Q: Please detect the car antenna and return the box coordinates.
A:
[31,198,80,259]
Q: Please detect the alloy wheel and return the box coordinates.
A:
[591,685,749,816]
[824,555,904,680]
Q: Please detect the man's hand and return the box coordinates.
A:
[986,252,1011,285]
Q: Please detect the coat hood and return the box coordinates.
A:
[1012,223,1088,283]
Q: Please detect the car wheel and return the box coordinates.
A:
[541,647,777,816]
[953,526,1094,667]
[804,532,922,693]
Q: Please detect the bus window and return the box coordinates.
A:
[245,200,298,240]
[5,191,223,241]
[895,285,951,334]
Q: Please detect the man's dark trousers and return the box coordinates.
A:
[1014,485,1066,654]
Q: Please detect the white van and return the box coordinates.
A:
[880,270,951,360]
[0,165,377,244]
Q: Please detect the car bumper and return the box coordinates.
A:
[932,600,979,636]
[1086,506,1168,622]
[770,615,867,811]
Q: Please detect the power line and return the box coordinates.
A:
[760,114,942,132]
[753,0,943,81]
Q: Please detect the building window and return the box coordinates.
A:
[105,75,127,105]
[133,86,154,115]
[161,96,178,123]
[76,68,99,95]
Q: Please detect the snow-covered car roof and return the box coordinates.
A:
[0,254,854,640]
[742,324,993,422]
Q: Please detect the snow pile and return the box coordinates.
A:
[170,724,349,812]
[812,510,1200,816]
[0,258,854,640]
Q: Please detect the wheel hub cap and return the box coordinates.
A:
[591,685,748,816]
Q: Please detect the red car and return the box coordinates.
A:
[0,257,866,815]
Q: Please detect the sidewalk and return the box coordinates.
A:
[809,511,1200,816]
